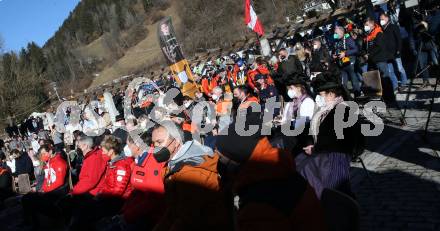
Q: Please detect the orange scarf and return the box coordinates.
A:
[366,25,382,42]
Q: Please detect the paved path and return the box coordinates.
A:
[351,78,440,231]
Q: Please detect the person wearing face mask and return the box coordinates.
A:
[309,39,331,73]
[380,12,408,89]
[231,85,261,129]
[210,87,233,144]
[151,121,232,231]
[70,135,107,196]
[332,25,362,98]
[275,75,316,153]
[97,135,133,199]
[271,48,304,99]
[363,17,397,103]
[68,135,134,231]
[280,75,315,130]
[21,144,68,230]
[232,85,259,111]
[254,74,279,117]
[106,129,166,230]
[296,71,362,199]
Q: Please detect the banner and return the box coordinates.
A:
[158,17,198,98]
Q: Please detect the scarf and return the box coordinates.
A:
[365,25,382,42]
[310,96,344,144]
[290,94,309,118]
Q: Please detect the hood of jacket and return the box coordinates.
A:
[167,140,213,172]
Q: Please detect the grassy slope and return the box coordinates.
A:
[88,1,180,88]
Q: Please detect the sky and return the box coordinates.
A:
[0,0,80,52]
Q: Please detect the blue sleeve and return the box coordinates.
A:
[345,38,359,56]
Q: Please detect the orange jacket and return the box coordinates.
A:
[201,78,211,96]
[247,66,275,90]
[366,24,382,42]
[215,99,233,116]
[233,137,327,231]
[154,154,232,231]
[238,95,260,110]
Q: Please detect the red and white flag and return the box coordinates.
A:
[244,0,264,36]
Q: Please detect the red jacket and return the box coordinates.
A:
[122,149,166,224]
[42,154,68,193]
[98,156,134,199]
[71,147,107,196]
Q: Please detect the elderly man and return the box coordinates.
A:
[71,135,107,196]
[151,121,232,231]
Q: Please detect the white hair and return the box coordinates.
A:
[77,135,94,148]
[155,120,184,144]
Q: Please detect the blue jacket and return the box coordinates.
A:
[334,36,359,59]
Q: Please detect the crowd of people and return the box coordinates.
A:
[0,1,439,231]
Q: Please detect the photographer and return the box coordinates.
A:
[409,21,437,88]
[332,25,361,98]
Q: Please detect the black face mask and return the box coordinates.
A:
[153,147,171,163]
[76,148,83,157]
[232,98,241,109]
[153,139,174,163]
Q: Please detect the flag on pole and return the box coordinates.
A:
[245,0,264,36]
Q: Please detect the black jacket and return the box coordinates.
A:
[310,47,331,72]
[366,30,394,63]
[271,55,304,97]
[14,153,35,180]
[309,106,362,156]
[382,22,402,57]
[273,55,304,80]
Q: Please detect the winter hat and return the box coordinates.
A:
[285,73,308,86]
[311,71,342,92]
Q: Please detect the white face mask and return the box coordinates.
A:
[123,145,132,157]
[315,95,327,108]
[364,25,371,33]
[380,20,387,26]
[184,101,192,108]
[287,89,297,99]
[212,94,219,101]
[313,44,319,50]
[140,120,147,129]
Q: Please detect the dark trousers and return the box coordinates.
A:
[68,195,124,231]
[22,192,65,230]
